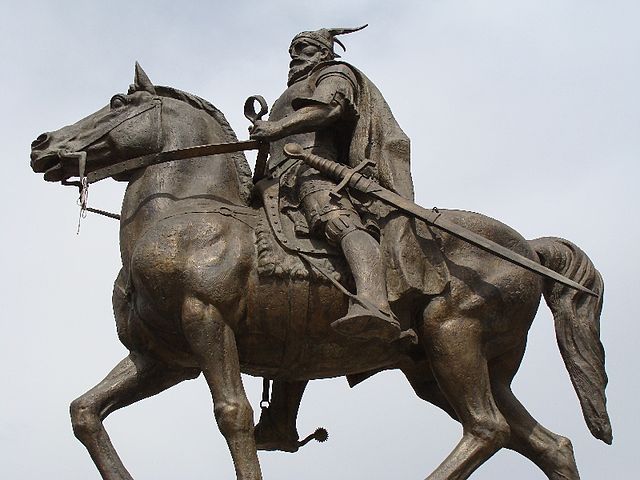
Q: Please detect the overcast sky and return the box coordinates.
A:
[2,1,638,478]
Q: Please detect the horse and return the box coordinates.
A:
[30,63,611,480]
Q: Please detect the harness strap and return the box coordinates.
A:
[298,252,356,299]
[61,99,161,226]
[76,99,161,153]
[86,207,121,220]
[261,378,271,410]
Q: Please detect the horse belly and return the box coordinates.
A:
[238,278,401,380]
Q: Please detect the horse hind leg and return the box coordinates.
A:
[181,296,262,480]
[403,365,458,422]
[490,345,581,480]
[70,353,199,480]
[421,312,511,480]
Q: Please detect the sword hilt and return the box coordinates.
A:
[283,143,373,194]
[283,143,346,179]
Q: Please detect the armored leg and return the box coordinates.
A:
[297,169,401,342]
[323,212,401,342]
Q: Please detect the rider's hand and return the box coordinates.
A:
[249,120,282,141]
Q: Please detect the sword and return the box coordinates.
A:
[282,142,597,297]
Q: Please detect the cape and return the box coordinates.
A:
[277,60,450,301]
[338,62,450,301]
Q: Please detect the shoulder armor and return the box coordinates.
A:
[311,62,358,90]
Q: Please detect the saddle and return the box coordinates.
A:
[254,176,450,302]
[254,177,351,285]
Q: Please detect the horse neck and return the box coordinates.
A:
[119,100,251,264]
[122,101,247,216]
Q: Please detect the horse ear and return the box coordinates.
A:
[132,62,156,94]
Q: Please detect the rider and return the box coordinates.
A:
[249,25,449,452]
[250,25,433,343]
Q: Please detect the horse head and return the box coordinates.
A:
[31,63,164,182]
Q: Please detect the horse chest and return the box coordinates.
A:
[125,212,253,326]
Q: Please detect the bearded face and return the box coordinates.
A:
[287,40,332,85]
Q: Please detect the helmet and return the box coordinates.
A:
[290,25,367,58]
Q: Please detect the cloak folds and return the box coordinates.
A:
[276,60,449,301]
[343,63,449,301]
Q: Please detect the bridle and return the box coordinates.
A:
[61,97,163,228]
[59,94,268,229]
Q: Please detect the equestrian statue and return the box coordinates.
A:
[30,25,611,480]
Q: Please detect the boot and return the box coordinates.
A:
[331,298,401,342]
[331,229,401,342]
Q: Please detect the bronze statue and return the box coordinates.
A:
[30,25,610,480]
[250,25,438,344]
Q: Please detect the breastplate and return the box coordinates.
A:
[268,78,337,173]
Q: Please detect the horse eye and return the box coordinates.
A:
[110,94,127,109]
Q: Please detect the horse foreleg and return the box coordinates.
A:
[70,353,199,480]
[421,315,510,480]
[181,297,262,480]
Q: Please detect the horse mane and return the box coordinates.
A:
[155,85,253,205]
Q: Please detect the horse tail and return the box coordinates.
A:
[529,236,612,444]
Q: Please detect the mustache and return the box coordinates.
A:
[288,59,316,85]
[289,58,311,70]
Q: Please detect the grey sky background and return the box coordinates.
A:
[2,0,638,478]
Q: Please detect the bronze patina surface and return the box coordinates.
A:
[30,27,610,480]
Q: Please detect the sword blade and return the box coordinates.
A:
[368,185,597,296]
[282,142,598,297]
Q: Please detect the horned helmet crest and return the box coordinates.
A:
[290,25,368,58]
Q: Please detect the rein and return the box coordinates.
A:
[87,139,261,184]
[64,139,262,225]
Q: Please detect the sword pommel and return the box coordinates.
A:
[283,142,304,157]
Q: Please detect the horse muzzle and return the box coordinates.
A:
[31,147,77,182]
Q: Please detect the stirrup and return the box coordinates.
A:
[331,301,401,342]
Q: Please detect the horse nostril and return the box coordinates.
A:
[31,133,50,149]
